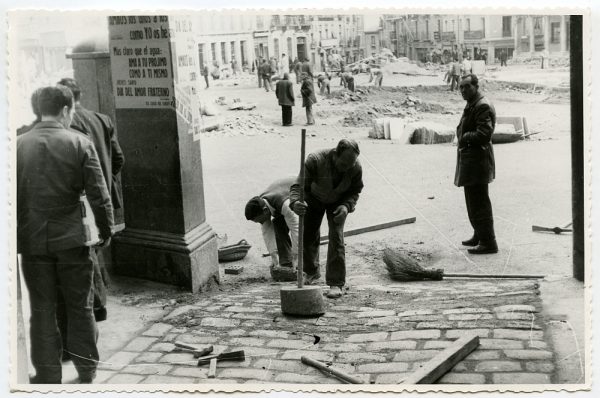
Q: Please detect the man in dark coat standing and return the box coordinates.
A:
[455,74,498,254]
[260,58,273,92]
[17,86,113,383]
[300,58,314,80]
[290,139,364,299]
[275,73,295,126]
[300,72,317,125]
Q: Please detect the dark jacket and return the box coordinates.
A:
[454,94,496,187]
[275,79,295,106]
[70,104,125,210]
[17,121,113,254]
[261,177,296,216]
[290,148,363,212]
[301,80,317,107]
[300,61,313,78]
[259,62,272,78]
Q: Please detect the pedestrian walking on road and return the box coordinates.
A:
[455,74,498,254]
[201,62,210,88]
[275,72,295,126]
[293,58,302,83]
[500,50,508,67]
[290,139,364,299]
[450,59,462,91]
[260,59,272,92]
[300,72,316,125]
[17,86,114,384]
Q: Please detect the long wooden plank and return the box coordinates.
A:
[301,356,363,384]
[444,273,545,279]
[319,217,416,245]
[402,334,479,384]
[208,358,217,378]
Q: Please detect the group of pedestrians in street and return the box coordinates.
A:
[17,78,124,384]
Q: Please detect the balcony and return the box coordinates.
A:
[464,30,485,40]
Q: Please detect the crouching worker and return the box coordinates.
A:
[245,177,299,270]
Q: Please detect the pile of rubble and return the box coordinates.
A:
[205,113,275,137]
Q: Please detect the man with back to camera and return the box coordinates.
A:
[17,86,113,383]
[245,177,299,270]
[275,72,295,126]
[290,139,364,299]
[455,74,498,254]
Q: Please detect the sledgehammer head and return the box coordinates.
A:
[280,285,326,316]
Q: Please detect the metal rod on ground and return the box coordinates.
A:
[319,217,416,245]
[297,128,306,289]
[444,273,545,279]
[301,356,363,384]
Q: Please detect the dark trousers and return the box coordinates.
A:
[21,246,98,383]
[281,105,292,126]
[204,75,209,88]
[305,105,315,124]
[273,215,293,266]
[464,184,496,244]
[501,59,507,67]
[303,197,346,287]
[262,77,272,91]
[347,80,355,92]
[451,74,460,91]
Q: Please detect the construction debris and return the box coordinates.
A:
[224,264,244,275]
[218,239,251,262]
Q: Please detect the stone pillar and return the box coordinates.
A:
[487,44,495,64]
[108,15,218,292]
[513,17,520,56]
[560,15,567,54]
[528,16,535,54]
[543,16,551,53]
[245,39,254,69]
[224,40,232,63]
[233,40,242,66]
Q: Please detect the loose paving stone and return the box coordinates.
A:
[227,329,247,337]
[143,323,174,337]
[148,342,175,352]
[528,340,548,349]
[504,349,553,360]
[393,350,440,362]
[367,340,417,351]
[356,310,396,318]
[525,362,555,373]
[357,362,409,373]
[140,375,196,384]
[474,361,522,372]
[365,316,398,326]
[493,329,544,340]
[320,343,364,352]
[464,350,501,360]
[497,312,536,321]
[132,352,162,363]
[345,332,388,343]
[124,364,173,376]
[423,340,454,349]
[337,352,388,363]
[446,329,490,338]
[397,309,435,317]
[391,330,441,340]
[274,372,339,384]
[170,367,209,378]
[164,305,198,320]
[100,351,139,371]
[493,305,537,313]
[201,318,240,327]
[107,373,146,384]
[224,306,265,313]
[122,336,158,352]
[492,373,551,384]
[218,368,275,380]
[448,314,494,321]
[228,337,266,347]
[443,308,491,315]
[280,350,334,362]
[438,372,486,384]
[479,339,524,350]
[375,373,412,384]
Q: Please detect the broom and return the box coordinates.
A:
[383,248,444,281]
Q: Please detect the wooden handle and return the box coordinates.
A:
[298,129,306,288]
[301,356,363,384]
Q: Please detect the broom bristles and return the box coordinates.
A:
[383,248,444,281]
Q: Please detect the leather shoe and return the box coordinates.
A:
[468,242,498,254]
[326,286,343,299]
[302,272,321,285]
[78,372,96,384]
[461,235,479,246]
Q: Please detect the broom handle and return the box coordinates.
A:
[297,129,306,289]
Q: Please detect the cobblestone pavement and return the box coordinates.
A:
[95,278,557,385]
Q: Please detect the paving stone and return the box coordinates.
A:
[456,321,499,329]
[416,321,455,329]
[356,310,396,318]
[337,352,387,363]
[448,314,494,321]
[204,305,223,311]
[365,316,399,326]
[397,309,435,317]
[492,373,551,384]
[100,351,139,371]
[106,373,146,384]
[345,332,388,343]
[280,350,334,362]
[124,364,173,376]
[148,342,175,352]
[493,305,537,313]
[163,305,198,320]
[438,372,486,384]
[464,350,501,360]
[525,362,555,373]
[443,308,491,315]
[505,321,542,330]
[122,336,158,352]
[400,315,446,322]
[94,370,116,384]
[132,352,162,363]
[274,372,339,384]
[423,340,454,349]
[374,373,412,384]
[393,350,440,362]
[496,312,535,321]
[227,329,248,337]
[479,339,524,350]
[367,340,417,351]
[248,329,290,339]
[143,323,174,337]
[231,313,273,320]
[228,337,266,347]
[253,358,317,373]
[158,353,197,366]
[320,343,363,352]
[170,367,209,378]
[493,329,544,340]
[196,378,239,384]
[237,346,281,357]
[267,339,313,349]
[528,340,549,349]
[504,349,553,360]
[140,375,196,384]
[474,360,522,372]
[446,329,490,339]
[357,362,409,373]
[218,368,275,380]
[178,334,220,344]
[200,317,240,327]
[391,330,441,340]
[223,306,265,313]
